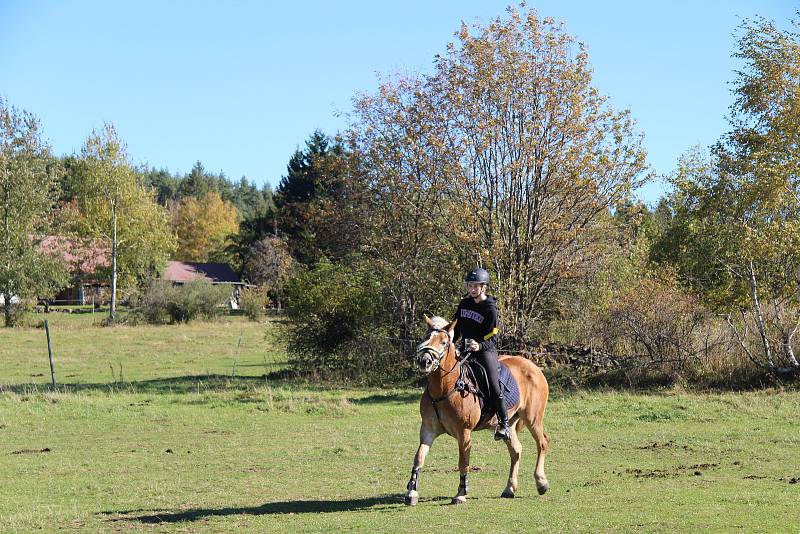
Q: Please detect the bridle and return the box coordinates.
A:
[415,328,457,374]
[417,327,475,423]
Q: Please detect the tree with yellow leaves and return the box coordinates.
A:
[172,192,239,262]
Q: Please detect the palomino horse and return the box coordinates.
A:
[405,315,550,505]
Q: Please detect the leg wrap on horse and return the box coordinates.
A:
[407,467,420,492]
[458,472,469,496]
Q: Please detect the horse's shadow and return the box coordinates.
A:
[104,494,446,523]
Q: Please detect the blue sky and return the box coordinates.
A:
[1,1,796,204]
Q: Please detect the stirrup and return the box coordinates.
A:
[494,421,511,441]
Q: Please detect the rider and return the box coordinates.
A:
[452,267,511,442]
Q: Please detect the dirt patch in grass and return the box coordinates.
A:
[636,440,692,451]
[12,447,51,454]
[620,463,719,479]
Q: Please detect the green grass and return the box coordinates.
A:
[1,312,286,388]
[1,315,799,532]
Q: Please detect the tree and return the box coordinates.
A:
[241,235,295,309]
[171,192,239,262]
[273,131,359,265]
[657,14,800,373]
[142,167,180,206]
[225,205,277,274]
[72,124,175,322]
[0,98,68,326]
[179,161,215,199]
[350,75,467,340]
[350,7,648,340]
[229,176,271,220]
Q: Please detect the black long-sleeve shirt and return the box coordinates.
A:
[452,295,499,352]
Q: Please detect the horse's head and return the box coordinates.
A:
[414,315,457,373]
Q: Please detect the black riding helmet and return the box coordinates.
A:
[465,267,490,285]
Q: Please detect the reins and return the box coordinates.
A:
[419,333,484,423]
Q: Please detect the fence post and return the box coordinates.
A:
[45,320,55,387]
[232,331,243,378]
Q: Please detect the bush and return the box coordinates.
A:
[239,285,270,321]
[2,300,32,327]
[283,259,412,384]
[595,276,713,379]
[134,280,231,324]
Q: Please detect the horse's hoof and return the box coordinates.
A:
[450,495,467,505]
[537,482,550,495]
[501,489,515,498]
[405,491,419,506]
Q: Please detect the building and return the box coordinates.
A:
[162,261,245,308]
[40,236,110,305]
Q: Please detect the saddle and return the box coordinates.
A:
[455,354,520,425]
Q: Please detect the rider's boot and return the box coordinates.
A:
[494,394,511,441]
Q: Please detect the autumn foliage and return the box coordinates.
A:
[172,192,239,262]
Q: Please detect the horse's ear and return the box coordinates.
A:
[424,314,434,328]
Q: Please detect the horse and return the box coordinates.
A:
[404,315,550,505]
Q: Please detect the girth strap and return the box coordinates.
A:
[424,386,460,423]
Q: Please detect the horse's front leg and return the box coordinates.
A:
[451,429,472,505]
[405,425,437,506]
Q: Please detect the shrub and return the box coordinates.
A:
[282,259,411,384]
[2,300,32,327]
[595,276,713,378]
[135,279,231,324]
[239,285,270,321]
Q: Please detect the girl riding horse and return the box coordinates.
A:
[453,267,511,441]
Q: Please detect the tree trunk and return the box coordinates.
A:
[110,204,118,322]
[748,260,773,367]
[782,336,800,368]
[3,187,10,327]
[2,292,10,327]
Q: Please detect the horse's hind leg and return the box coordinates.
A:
[501,420,523,498]
[525,417,550,495]
[405,425,437,506]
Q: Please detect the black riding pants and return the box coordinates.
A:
[474,348,508,420]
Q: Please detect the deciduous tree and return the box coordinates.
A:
[350,7,648,340]
[72,124,175,322]
[241,235,295,310]
[172,191,239,262]
[657,14,800,373]
[0,98,67,326]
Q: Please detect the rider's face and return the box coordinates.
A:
[466,282,485,299]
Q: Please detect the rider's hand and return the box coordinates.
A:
[467,339,479,352]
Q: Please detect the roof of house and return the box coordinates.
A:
[164,261,242,284]
[40,236,110,274]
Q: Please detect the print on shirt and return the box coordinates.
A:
[460,309,485,323]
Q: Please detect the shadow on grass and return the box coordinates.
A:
[0,374,292,396]
[104,495,410,523]
[2,375,426,404]
[352,391,421,405]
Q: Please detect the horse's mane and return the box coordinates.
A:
[429,316,449,330]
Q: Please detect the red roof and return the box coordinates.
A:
[163,261,242,284]
[40,236,110,274]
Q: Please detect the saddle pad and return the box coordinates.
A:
[472,360,520,415]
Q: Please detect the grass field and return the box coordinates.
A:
[1,314,799,533]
